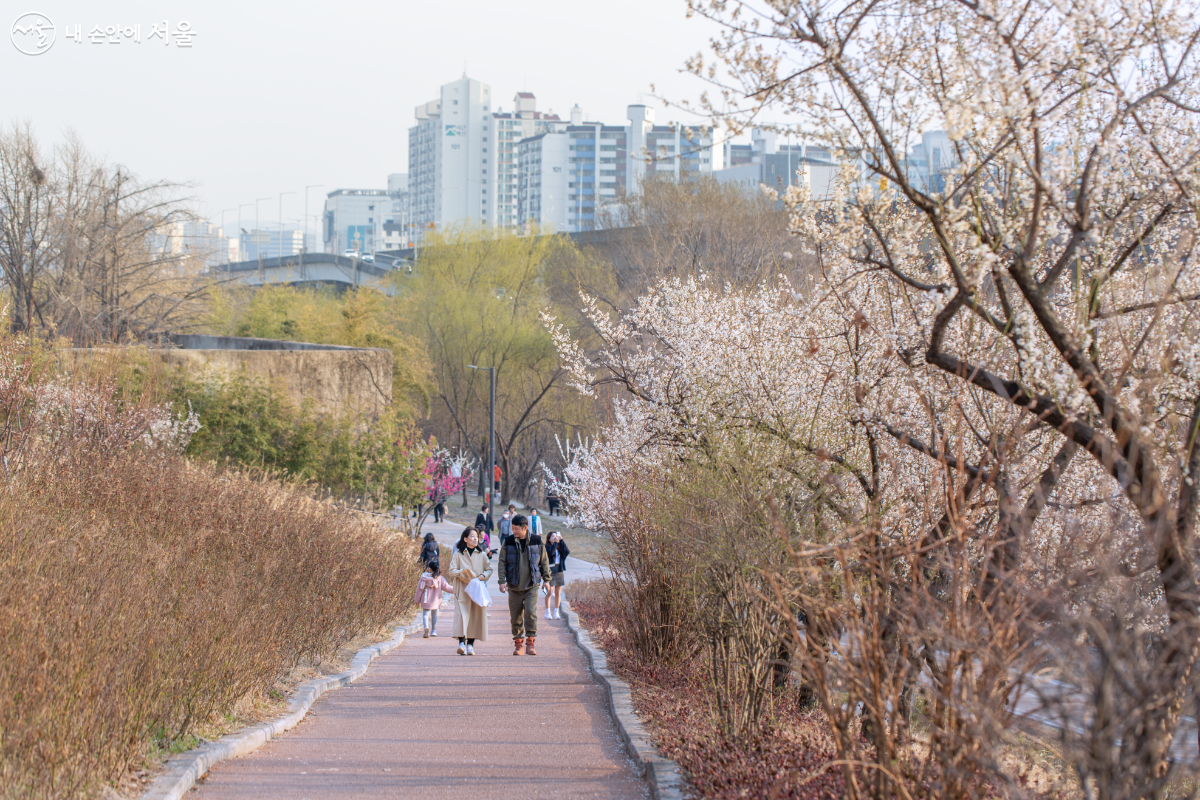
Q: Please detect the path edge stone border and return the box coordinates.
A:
[138,616,424,800]
[561,599,688,800]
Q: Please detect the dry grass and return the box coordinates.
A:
[0,332,421,800]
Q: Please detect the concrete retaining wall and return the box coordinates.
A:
[65,336,393,417]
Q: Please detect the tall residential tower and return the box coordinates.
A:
[408,76,495,240]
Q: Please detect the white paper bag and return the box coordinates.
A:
[465,577,491,608]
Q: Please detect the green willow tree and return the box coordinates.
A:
[208,283,432,418]
[402,224,601,504]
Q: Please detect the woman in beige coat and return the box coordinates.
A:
[448,527,492,655]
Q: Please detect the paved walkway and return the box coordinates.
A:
[193,540,640,799]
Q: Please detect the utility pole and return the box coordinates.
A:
[466,364,496,524]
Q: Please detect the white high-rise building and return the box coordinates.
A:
[517,104,724,233]
[492,92,563,229]
[407,76,494,241]
[517,131,571,233]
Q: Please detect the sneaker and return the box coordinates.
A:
[545,609,552,620]
[457,642,467,655]
[431,631,438,637]
[553,609,561,620]
[466,644,475,656]
[423,628,430,638]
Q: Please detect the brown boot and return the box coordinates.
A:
[525,636,537,656]
[512,637,525,656]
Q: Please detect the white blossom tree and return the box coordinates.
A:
[549,0,1200,795]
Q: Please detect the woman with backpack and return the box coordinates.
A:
[544,531,570,620]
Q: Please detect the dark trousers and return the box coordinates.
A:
[507,586,538,638]
[433,502,444,523]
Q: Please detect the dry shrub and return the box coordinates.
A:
[572,580,848,799]
[598,468,699,664]
[0,331,419,799]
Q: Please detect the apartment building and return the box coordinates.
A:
[518,103,725,233]
[405,78,729,236]
[492,93,563,229]
[407,76,495,240]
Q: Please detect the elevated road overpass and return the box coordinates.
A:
[213,253,408,293]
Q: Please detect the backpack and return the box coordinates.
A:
[414,575,429,605]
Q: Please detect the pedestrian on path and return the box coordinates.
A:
[529,508,542,537]
[416,562,453,638]
[498,514,551,656]
[544,531,570,620]
[419,533,439,568]
[433,498,445,523]
[474,504,494,535]
[498,505,515,539]
[449,527,492,656]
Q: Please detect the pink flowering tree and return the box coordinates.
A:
[411,445,474,535]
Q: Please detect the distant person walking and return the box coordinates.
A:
[449,527,492,656]
[493,464,502,494]
[544,531,570,620]
[529,508,543,537]
[498,507,514,539]
[474,504,494,536]
[498,514,551,656]
[546,485,561,517]
[419,532,439,567]
[416,561,452,638]
[433,498,445,523]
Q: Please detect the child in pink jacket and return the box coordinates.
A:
[416,561,453,638]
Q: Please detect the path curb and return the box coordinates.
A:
[561,600,687,800]
[139,617,423,800]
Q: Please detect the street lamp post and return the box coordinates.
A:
[255,197,270,278]
[239,203,254,262]
[303,185,323,281]
[466,364,496,526]
[278,191,296,266]
[219,208,236,265]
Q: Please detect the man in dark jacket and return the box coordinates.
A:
[498,514,551,656]
[474,504,493,535]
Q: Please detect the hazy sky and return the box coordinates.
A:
[4,0,735,233]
